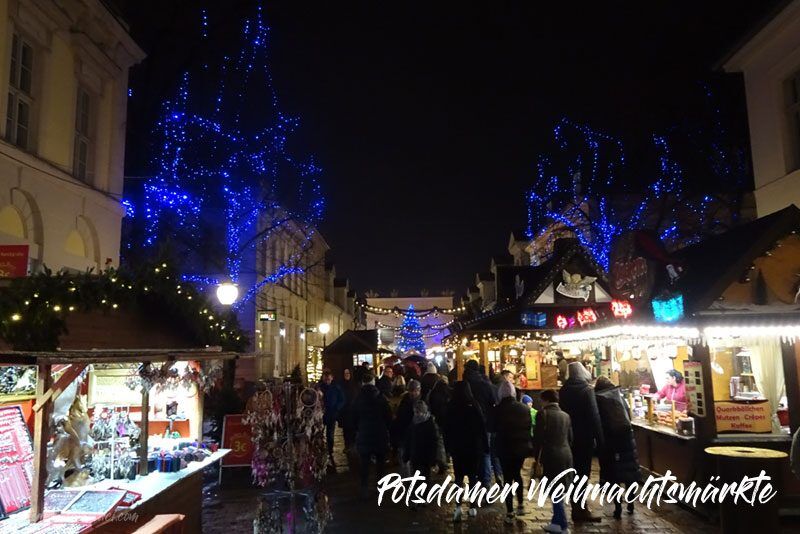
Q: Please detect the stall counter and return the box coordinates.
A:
[2,450,228,534]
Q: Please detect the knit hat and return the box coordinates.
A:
[567,361,591,382]
[498,379,516,400]
[425,362,437,375]
[521,394,533,405]
[407,379,421,392]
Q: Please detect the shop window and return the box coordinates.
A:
[6,33,34,150]
[709,341,787,435]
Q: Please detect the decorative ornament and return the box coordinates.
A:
[556,270,596,301]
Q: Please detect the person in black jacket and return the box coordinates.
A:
[532,389,573,534]
[444,381,487,522]
[376,365,394,397]
[318,370,344,460]
[595,376,640,518]
[338,368,359,453]
[559,361,603,522]
[494,380,531,524]
[390,379,421,474]
[354,371,392,498]
[403,400,440,482]
[463,359,503,486]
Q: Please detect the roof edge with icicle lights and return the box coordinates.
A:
[0,346,256,366]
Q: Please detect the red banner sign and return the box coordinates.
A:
[221,414,253,467]
[0,244,28,278]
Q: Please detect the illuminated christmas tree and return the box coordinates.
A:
[396,305,426,354]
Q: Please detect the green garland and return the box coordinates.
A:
[0,261,248,352]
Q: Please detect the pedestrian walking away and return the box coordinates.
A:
[444,381,488,522]
[353,371,392,499]
[559,361,603,522]
[533,389,573,534]
[595,376,640,519]
[493,380,531,524]
[402,400,440,487]
[338,368,360,453]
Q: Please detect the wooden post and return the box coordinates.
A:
[139,387,150,476]
[456,346,464,381]
[479,340,488,371]
[30,363,53,522]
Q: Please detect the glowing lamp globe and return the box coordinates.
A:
[216,282,239,306]
[318,322,331,335]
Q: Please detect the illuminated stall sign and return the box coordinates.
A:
[520,311,547,328]
[555,315,569,329]
[611,299,633,319]
[652,294,684,323]
[576,308,597,326]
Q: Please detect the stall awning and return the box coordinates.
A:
[0,346,253,366]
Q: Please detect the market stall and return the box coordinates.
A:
[447,238,616,392]
[553,208,800,510]
[0,347,247,533]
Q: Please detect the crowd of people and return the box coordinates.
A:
[316,357,642,534]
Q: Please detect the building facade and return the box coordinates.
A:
[0,0,143,274]
[243,223,361,382]
[722,0,800,216]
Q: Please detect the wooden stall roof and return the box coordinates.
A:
[0,346,255,365]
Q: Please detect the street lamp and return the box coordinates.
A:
[319,322,331,349]
[216,281,239,306]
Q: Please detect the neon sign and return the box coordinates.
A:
[556,315,569,329]
[652,294,684,323]
[576,308,598,326]
[611,300,633,319]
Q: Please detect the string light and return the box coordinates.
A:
[396,305,427,354]
[526,118,725,269]
[131,4,325,302]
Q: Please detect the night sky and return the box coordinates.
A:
[120,0,782,297]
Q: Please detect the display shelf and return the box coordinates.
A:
[0,394,36,403]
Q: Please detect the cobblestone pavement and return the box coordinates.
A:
[203,429,800,533]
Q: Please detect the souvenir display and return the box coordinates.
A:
[62,489,126,516]
[246,383,330,532]
[0,366,36,395]
[43,489,82,514]
[245,384,327,489]
[0,405,34,514]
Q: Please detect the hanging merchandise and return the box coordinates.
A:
[124,361,222,394]
[245,383,331,532]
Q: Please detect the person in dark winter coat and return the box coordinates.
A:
[420,363,439,398]
[403,400,440,481]
[559,361,603,522]
[494,380,531,523]
[354,372,392,498]
[595,376,640,518]
[338,368,360,452]
[444,381,488,522]
[463,359,503,486]
[532,389,573,534]
[376,366,394,397]
[318,370,345,457]
[391,379,421,472]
